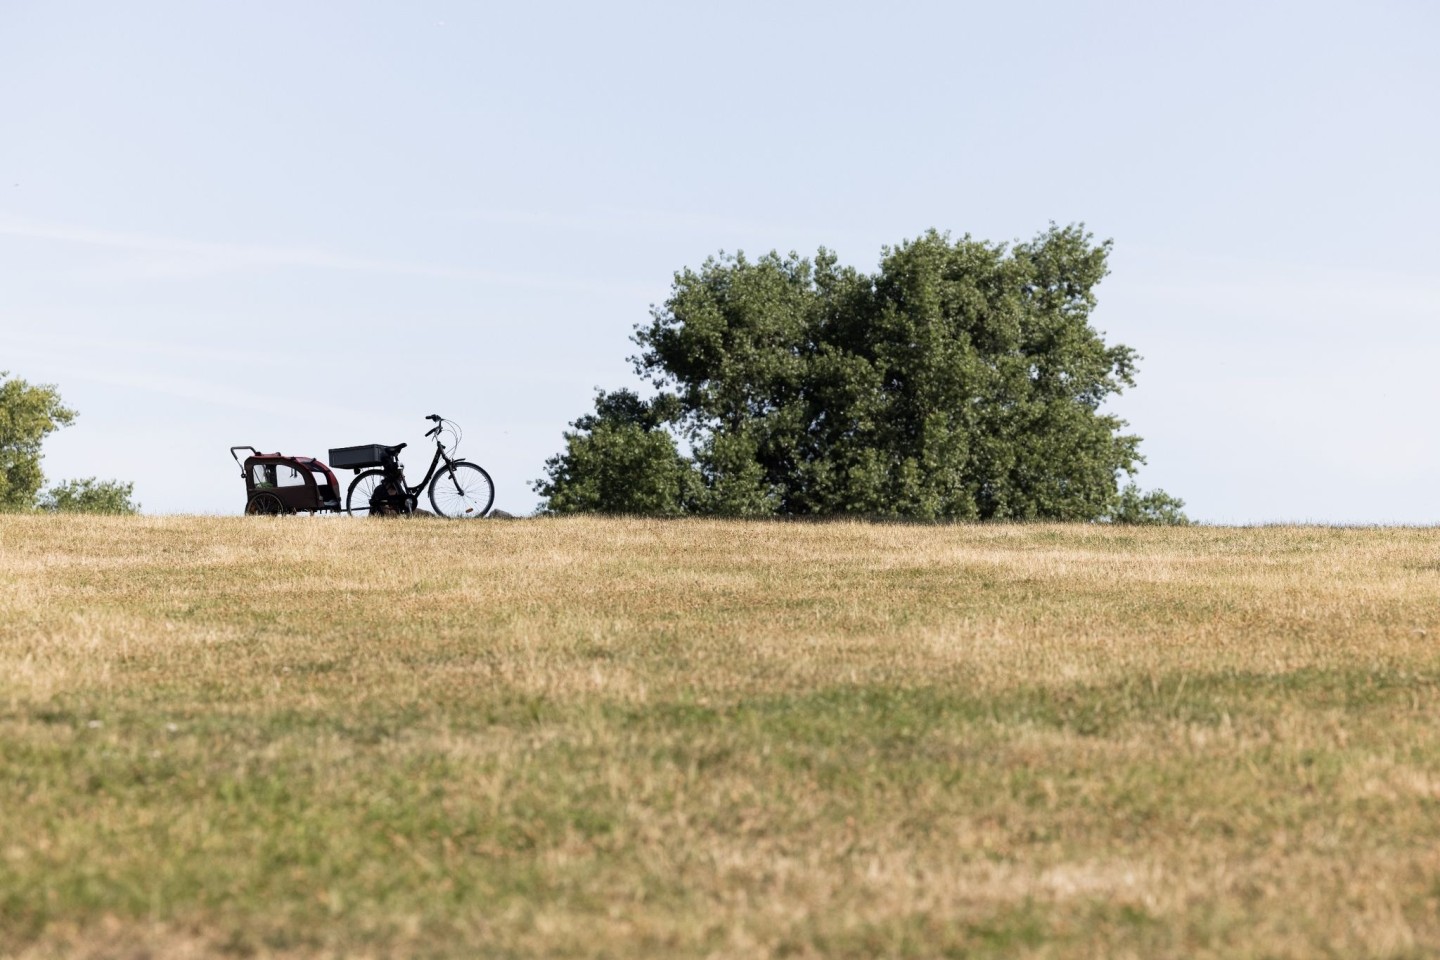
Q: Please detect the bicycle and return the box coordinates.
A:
[336,415,495,519]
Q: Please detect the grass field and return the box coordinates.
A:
[3,515,1440,958]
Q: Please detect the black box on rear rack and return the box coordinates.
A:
[328,444,389,470]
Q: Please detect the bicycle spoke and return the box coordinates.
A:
[428,462,493,518]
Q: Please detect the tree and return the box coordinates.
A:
[38,478,141,515]
[537,226,1186,523]
[0,371,76,511]
[1107,483,1189,526]
[0,371,139,514]
[534,389,698,515]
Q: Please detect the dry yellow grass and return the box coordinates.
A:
[3,514,1440,958]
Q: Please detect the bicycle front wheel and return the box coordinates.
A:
[428,461,494,518]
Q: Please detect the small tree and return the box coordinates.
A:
[534,389,698,515]
[1106,483,1189,526]
[38,478,141,515]
[0,371,76,511]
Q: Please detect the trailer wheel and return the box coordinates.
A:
[245,492,286,515]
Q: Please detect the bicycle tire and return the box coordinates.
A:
[345,470,386,516]
[428,461,494,518]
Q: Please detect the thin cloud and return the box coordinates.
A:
[2,344,369,424]
[0,329,301,371]
[0,213,462,277]
[1112,245,1440,321]
[442,204,821,245]
[0,212,654,295]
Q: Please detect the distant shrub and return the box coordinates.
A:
[39,477,140,515]
[1107,483,1189,526]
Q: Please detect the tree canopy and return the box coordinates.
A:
[0,371,76,511]
[536,226,1185,523]
[535,389,694,516]
[38,478,141,515]
[0,371,139,514]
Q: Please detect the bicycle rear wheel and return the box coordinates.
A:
[428,461,494,518]
[346,470,385,516]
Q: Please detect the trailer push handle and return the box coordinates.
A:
[229,446,258,477]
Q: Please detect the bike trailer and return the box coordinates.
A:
[229,446,343,515]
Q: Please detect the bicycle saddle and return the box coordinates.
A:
[386,443,407,454]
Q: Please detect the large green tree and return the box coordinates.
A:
[0,371,139,514]
[538,226,1185,523]
[0,371,76,510]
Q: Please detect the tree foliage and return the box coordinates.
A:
[537,226,1186,523]
[1107,483,1189,526]
[534,390,697,516]
[0,371,139,514]
[0,371,76,511]
[38,477,141,515]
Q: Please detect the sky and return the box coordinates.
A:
[2,1,1437,522]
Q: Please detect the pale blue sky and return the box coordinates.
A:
[2,1,1437,520]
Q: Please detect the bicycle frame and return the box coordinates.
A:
[380,438,464,497]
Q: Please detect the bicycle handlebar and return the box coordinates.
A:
[424,415,452,441]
